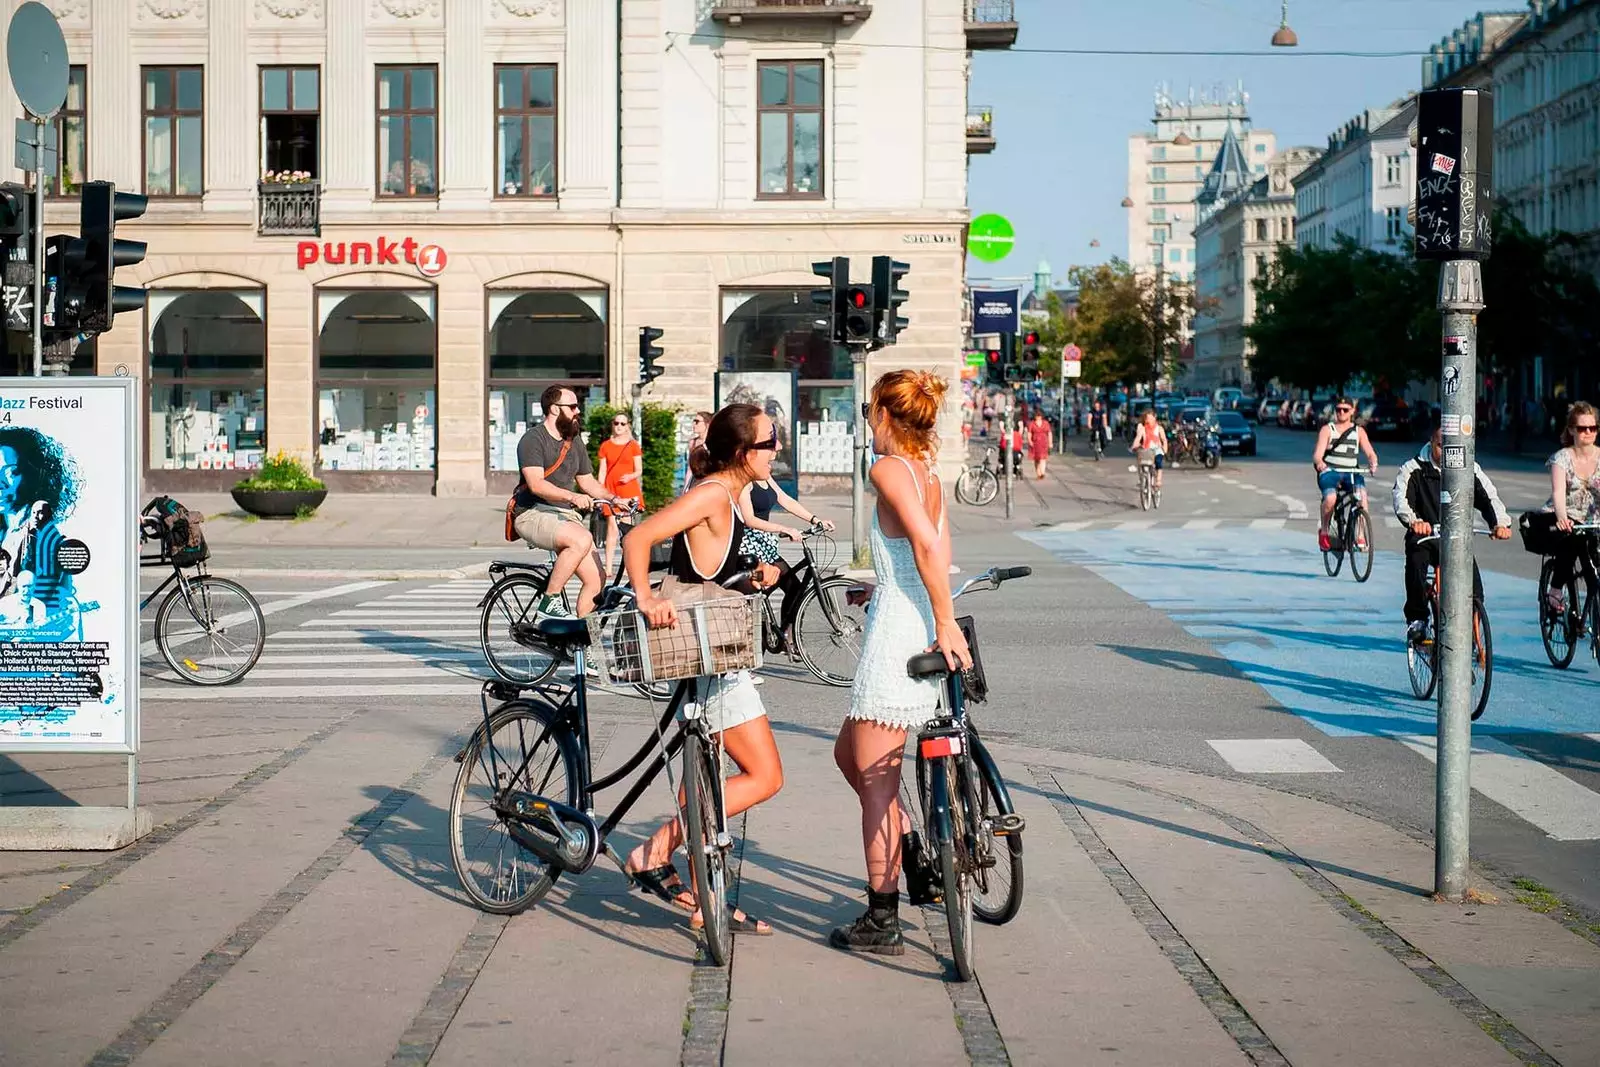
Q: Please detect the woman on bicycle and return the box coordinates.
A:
[620,403,785,936]
[1130,409,1168,496]
[831,370,972,957]
[1543,401,1600,606]
[738,476,835,665]
[596,412,644,575]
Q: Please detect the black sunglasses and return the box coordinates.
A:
[1577,424,1598,432]
[750,435,779,452]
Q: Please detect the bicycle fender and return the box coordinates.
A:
[925,757,954,846]
[967,733,1015,819]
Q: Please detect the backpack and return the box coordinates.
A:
[150,496,210,567]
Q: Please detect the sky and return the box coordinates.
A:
[966,0,1509,286]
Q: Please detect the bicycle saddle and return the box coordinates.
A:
[512,616,590,646]
[907,652,951,679]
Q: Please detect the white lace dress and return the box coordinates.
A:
[846,457,943,731]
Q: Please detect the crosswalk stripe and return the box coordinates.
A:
[157,666,488,681]
[1118,520,1158,531]
[1237,483,1260,491]
[1207,738,1341,774]
[1248,518,1286,529]
[1050,521,1092,532]
[258,653,483,665]
[327,611,483,620]
[270,628,482,639]
[1183,519,1222,529]
[1397,735,1600,841]
[150,682,488,701]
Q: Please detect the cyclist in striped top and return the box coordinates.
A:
[1312,396,1379,552]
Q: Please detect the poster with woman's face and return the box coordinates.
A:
[715,371,798,498]
[0,380,137,753]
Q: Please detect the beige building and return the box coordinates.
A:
[1191,147,1319,391]
[10,0,1018,495]
[1125,84,1275,283]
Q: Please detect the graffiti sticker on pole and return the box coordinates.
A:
[1441,414,1461,436]
[1443,445,1466,470]
[1442,364,1461,396]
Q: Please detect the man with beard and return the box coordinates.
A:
[512,386,623,618]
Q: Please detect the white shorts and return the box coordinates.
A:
[695,671,767,734]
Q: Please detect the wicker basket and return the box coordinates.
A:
[586,592,764,685]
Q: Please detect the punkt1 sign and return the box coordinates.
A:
[296,237,448,278]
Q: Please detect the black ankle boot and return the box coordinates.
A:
[902,830,943,906]
[829,886,905,956]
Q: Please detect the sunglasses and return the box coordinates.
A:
[551,402,580,411]
[612,419,629,426]
[1577,424,1598,433]
[1336,406,1354,413]
[750,435,779,452]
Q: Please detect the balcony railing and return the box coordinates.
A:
[710,0,872,25]
[257,181,320,237]
[966,107,995,154]
[965,0,1018,49]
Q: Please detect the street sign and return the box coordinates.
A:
[964,351,986,368]
[967,213,1015,263]
[1064,361,1082,379]
[13,119,56,175]
[1062,343,1081,362]
[7,3,68,120]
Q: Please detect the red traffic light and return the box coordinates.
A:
[1023,332,1039,346]
[987,352,999,362]
[849,289,869,308]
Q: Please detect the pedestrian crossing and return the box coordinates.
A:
[1041,513,1423,534]
[1022,524,1600,843]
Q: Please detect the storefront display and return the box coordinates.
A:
[317,387,435,472]
[486,290,606,473]
[316,289,437,475]
[150,386,267,471]
[147,289,268,477]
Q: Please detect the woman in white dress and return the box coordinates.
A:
[830,370,971,956]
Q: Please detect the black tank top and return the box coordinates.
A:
[749,480,778,521]
[668,482,749,586]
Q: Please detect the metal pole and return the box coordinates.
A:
[1435,258,1484,901]
[128,753,137,810]
[30,119,44,378]
[1003,392,1014,519]
[1058,361,1068,454]
[850,350,869,564]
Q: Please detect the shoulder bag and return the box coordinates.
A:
[504,437,574,542]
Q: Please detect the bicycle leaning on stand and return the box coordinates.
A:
[901,565,1031,983]
[954,447,1000,507]
[448,572,762,966]
[1405,530,1492,721]
[755,520,868,687]
[1322,473,1374,583]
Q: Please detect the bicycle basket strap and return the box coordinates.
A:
[956,615,988,704]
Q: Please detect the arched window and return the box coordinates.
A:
[486,289,606,474]
[316,289,436,473]
[147,289,266,473]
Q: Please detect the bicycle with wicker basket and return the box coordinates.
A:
[448,573,762,966]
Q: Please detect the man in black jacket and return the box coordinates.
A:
[1391,426,1514,640]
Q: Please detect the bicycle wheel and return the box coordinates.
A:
[938,756,975,982]
[1471,602,1493,721]
[480,574,560,685]
[1322,514,1345,577]
[792,575,869,686]
[971,753,1023,926]
[1407,599,1438,700]
[449,701,579,914]
[1348,509,1374,583]
[1139,470,1151,511]
[1538,559,1579,669]
[155,576,266,686]
[959,467,998,507]
[682,729,733,966]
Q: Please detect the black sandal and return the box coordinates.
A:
[691,908,774,936]
[629,863,695,912]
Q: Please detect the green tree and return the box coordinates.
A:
[1065,259,1193,390]
[583,401,680,510]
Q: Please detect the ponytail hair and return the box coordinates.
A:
[690,403,764,479]
[869,370,946,460]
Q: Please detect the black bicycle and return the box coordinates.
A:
[1536,524,1600,670]
[1405,530,1492,720]
[757,521,868,686]
[903,566,1030,983]
[1322,472,1375,583]
[449,575,762,966]
[139,501,264,686]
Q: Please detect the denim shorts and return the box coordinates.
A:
[1318,470,1363,496]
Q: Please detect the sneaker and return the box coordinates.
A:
[750,675,765,687]
[1318,530,1332,552]
[1407,620,1427,644]
[537,595,573,620]
[828,888,905,956]
[1547,588,1568,616]
[1355,535,1369,551]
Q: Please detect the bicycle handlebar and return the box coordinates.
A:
[1413,529,1494,544]
[953,565,1031,600]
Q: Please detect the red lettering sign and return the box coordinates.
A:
[295,238,446,276]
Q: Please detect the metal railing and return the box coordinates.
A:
[965,0,1014,23]
[715,0,869,10]
[966,108,994,139]
[257,181,320,237]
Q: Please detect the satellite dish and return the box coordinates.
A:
[7,3,69,120]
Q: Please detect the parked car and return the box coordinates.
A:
[1288,399,1315,429]
[1213,387,1244,411]
[1235,394,1261,421]
[1213,410,1257,455]
[1313,400,1337,428]
[1358,398,1413,439]
[1260,395,1286,423]
[1276,399,1298,427]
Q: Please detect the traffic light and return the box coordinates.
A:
[67,181,148,334]
[1020,331,1040,381]
[1414,87,1494,262]
[811,256,848,345]
[0,184,31,333]
[842,284,874,346]
[0,184,29,244]
[638,326,665,385]
[870,256,909,349]
[985,349,1003,386]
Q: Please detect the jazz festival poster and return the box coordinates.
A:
[0,377,138,753]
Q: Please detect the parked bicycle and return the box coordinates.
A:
[954,448,1000,507]
[902,565,1030,982]
[139,497,265,686]
[1532,522,1600,670]
[1321,473,1374,583]
[1134,448,1160,511]
[754,521,868,686]
[449,572,762,965]
[1405,530,1492,720]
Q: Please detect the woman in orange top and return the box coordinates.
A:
[597,412,645,575]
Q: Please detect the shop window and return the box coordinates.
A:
[46,66,86,197]
[757,60,824,199]
[721,289,848,475]
[143,66,203,198]
[495,65,557,198]
[376,66,437,198]
[147,290,267,471]
[261,66,320,179]
[487,290,606,472]
[316,290,437,472]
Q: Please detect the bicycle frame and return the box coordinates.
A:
[138,544,200,613]
[917,665,1016,848]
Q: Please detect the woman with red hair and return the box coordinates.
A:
[830,370,971,956]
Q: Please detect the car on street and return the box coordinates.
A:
[1287,399,1314,428]
[1212,410,1257,455]
[1260,395,1287,423]
[1357,398,1415,440]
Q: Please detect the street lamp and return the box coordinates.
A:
[1271,0,1298,46]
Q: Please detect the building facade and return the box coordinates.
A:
[8,0,1017,495]
[1191,147,1319,391]
[1292,99,1417,254]
[1125,84,1275,283]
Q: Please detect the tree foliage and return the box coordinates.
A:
[1043,259,1195,389]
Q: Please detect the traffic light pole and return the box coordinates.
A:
[29,118,44,377]
[850,346,869,566]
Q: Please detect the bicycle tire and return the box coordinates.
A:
[792,575,868,687]
[971,755,1023,926]
[1407,598,1438,700]
[1538,559,1579,669]
[480,574,561,685]
[1322,513,1345,577]
[683,729,733,965]
[938,755,976,982]
[449,701,578,915]
[1471,602,1493,721]
[1591,587,1600,668]
[155,576,266,686]
[1139,469,1151,511]
[1349,509,1374,583]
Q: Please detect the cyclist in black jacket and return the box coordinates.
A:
[1391,425,1514,641]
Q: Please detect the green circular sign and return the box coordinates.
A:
[968,213,1015,263]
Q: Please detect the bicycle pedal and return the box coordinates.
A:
[991,813,1026,836]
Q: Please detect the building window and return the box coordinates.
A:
[1152,208,1167,222]
[495,64,557,198]
[1255,253,1268,277]
[317,290,437,473]
[147,290,267,473]
[1384,154,1404,185]
[1254,219,1268,241]
[1152,146,1167,161]
[1188,248,1196,263]
[1255,143,1266,154]
[1151,166,1167,180]
[487,290,606,473]
[1153,187,1167,201]
[1385,205,1405,241]
[1170,248,1182,264]
[377,65,437,198]
[47,66,86,197]
[757,60,824,199]
[260,66,319,180]
[1151,247,1163,265]
[723,289,846,475]
[142,66,203,197]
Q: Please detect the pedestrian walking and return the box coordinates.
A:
[1028,409,1052,480]
[596,412,644,575]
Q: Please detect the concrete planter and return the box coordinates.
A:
[230,487,327,520]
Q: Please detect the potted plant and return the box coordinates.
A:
[231,450,327,520]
